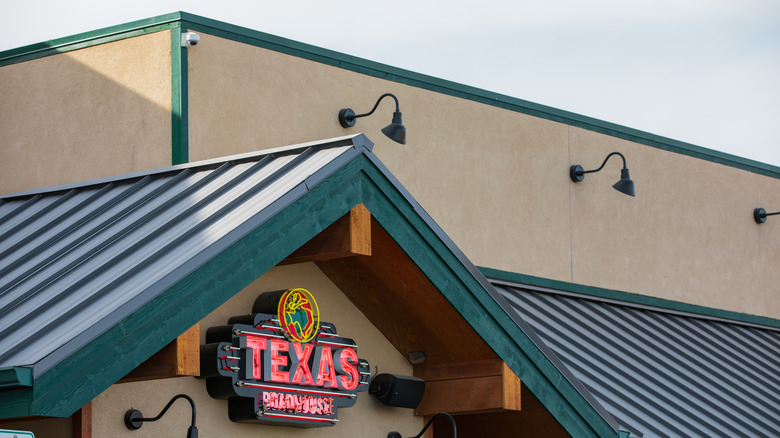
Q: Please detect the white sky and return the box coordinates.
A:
[2,1,779,167]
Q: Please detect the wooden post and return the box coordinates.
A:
[71,401,92,438]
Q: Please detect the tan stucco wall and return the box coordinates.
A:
[187,33,780,318]
[92,263,424,438]
[0,31,172,195]
[568,128,780,316]
[186,34,573,283]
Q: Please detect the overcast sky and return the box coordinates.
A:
[2,1,779,167]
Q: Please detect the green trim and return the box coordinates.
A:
[358,158,617,437]
[0,368,33,418]
[0,13,184,66]
[0,151,618,436]
[0,387,33,418]
[0,367,32,388]
[1,11,778,179]
[174,12,780,180]
[171,26,189,165]
[479,267,780,330]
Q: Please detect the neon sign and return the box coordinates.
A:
[201,289,370,427]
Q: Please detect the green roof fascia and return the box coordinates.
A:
[357,154,619,437]
[1,12,778,178]
[0,12,185,66]
[0,368,33,418]
[174,12,780,180]
[480,267,780,330]
[0,367,32,388]
[0,148,617,437]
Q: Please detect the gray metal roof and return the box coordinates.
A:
[490,279,780,438]
[0,135,369,376]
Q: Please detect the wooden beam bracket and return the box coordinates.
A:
[414,360,521,416]
[281,204,371,265]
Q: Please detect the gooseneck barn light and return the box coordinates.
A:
[339,93,406,144]
[387,412,457,438]
[124,394,198,438]
[754,208,780,224]
[570,151,636,197]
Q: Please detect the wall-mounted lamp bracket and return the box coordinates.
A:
[754,207,780,224]
[338,108,358,128]
[570,164,586,182]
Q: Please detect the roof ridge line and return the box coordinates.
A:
[0,134,371,200]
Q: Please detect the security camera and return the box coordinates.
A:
[181,32,200,47]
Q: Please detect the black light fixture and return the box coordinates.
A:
[369,373,426,409]
[570,151,635,197]
[387,412,457,438]
[124,394,198,438]
[754,207,780,224]
[339,93,406,144]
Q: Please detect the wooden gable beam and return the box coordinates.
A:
[414,360,521,416]
[280,204,371,264]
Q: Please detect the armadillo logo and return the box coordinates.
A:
[278,288,319,343]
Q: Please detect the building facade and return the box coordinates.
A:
[1,12,778,438]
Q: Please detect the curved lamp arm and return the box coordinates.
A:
[352,93,400,120]
[387,412,457,438]
[339,93,400,127]
[124,393,198,438]
[583,152,627,176]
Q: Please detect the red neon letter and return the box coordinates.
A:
[265,339,289,382]
[315,346,337,388]
[291,343,315,386]
[334,348,359,391]
[246,337,267,379]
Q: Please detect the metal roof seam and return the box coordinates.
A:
[490,285,623,433]
[494,282,780,437]
[0,183,124,292]
[2,142,356,376]
[505,292,710,436]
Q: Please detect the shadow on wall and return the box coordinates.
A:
[0,31,173,195]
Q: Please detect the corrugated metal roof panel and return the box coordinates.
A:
[492,281,780,438]
[0,135,366,375]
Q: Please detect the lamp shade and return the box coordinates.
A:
[612,168,635,197]
[381,111,406,144]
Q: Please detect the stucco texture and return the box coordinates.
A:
[186,33,780,318]
[92,263,423,438]
[0,31,172,195]
[186,33,573,285]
